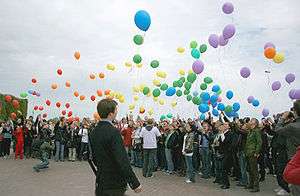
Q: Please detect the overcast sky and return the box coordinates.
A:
[0,0,300,120]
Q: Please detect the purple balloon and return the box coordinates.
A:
[223,24,236,40]
[247,96,255,103]
[294,89,300,100]
[289,89,296,99]
[222,2,234,14]
[262,108,270,117]
[240,67,251,78]
[264,42,275,50]
[285,73,296,84]
[219,35,228,46]
[192,60,204,74]
[208,34,219,48]
[271,81,281,91]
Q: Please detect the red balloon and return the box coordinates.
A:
[75,117,80,122]
[67,117,74,123]
[10,112,17,120]
[62,110,66,115]
[91,95,96,101]
[56,102,61,108]
[5,95,12,103]
[57,69,63,75]
[46,100,51,106]
[65,103,70,109]
[34,106,38,110]
[42,113,47,118]
[68,111,73,117]
[32,78,37,84]
[39,106,44,111]
[12,100,19,109]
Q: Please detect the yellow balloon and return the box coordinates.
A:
[106,64,115,71]
[133,86,139,93]
[147,92,152,97]
[119,97,125,103]
[179,69,185,76]
[188,69,193,74]
[136,63,143,68]
[273,53,285,64]
[159,99,165,105]
[133,95,139,101]
[156,71,167,79]
[139,84,145,92]
[153,97,158,102]
[177,47,185,53]
[153,79,161,87]
[129,104,135,110]
[171,101,177,107]
[125,61,132,67]
[148,109,154,116]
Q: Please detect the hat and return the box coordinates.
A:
[146,118,154,125]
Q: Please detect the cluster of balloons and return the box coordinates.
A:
[189,41,208,59]
[28,90,41,97]
[247,96,260,107]
[263,42,285,64]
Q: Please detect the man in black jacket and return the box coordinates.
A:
[89,99,142,196]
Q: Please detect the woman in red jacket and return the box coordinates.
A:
[284,146,300,195]
[13,120,24,160]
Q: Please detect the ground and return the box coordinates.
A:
[0,158,277,196]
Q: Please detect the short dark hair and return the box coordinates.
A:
[97,99,118,119]
[293,100,300,117]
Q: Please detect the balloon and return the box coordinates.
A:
[210,94,218,103]
[38,106,43,111]
[160,83,168,91]
[192,60,204,74]
[74,51,80,60]
[142,87,150,95]
[190,41,198,49]
[57,69,62,76]
[148,108,154,116]
[226,90,234,99]
[264,42,275,49]
[223,24,236,39]
[28,90,34,95]
[252,99,260,107]
[20,92,28,98]
[150,60,159,68]
[10,112,17,120]
[51,83,58,90]
[217,103,225,111]
[208,34,219,48]
[134,10,151,31]
[79,95,85,101]
[4,95,12,103]
[180,77,186,83]
[125,61,132,68]
[104,89,111,96]
[192,96,201,105]
[204,77,213,84]
[184,82,192,90]
[212,85,220,93]
[65,81,71,88]
[199,44,207,53]
[219,35,228,46]
[271,81,281,91]
[187,73,197,83]
[167,113,173,118]
[153,79,161,87]
[273,53,285,64]
[56,102,61,108]
[12,100,19,109]
[89,74,96,80]
[97,90,103,97]
[129,104,135,110]
[160,115,166,121]
[240,67,251,78]
[106,64,115,71]
[156,71,167,79]
[293,89,300,100]
[34,106,38,111]
[262,108,270,117]
[135,63,142,68]
[187,95,192,101]
[74,91,79,97]
[171,101,177,107]
[42,113,47,118]
[159,99,165,105]
[176,90,183,97]
[133,95,139,101]
[222,2,234,14]
[264,47,276,59]
[177,47,185,53]
[99,72,105,79]
[193,91,199,97]
[289,89,296,99]
[46,100,51,106]
[225,105,233,113]
[166,87,176,96]
[232,102,240,112]
[152,88,161,97]
[173,81,178,88]
[133,34,144,45]
[31,78,37,84]
[200,114,206,121]
[191,49,200,59]
[285,73,295,84]
[201,92,210,101]
[179,69,185,75]
[200,83,207,90]
[62,110,66,116]
[246,96,254,104]
[65,103,70,109]
[184,90,190,95]
[68,111,73,117]
[199,104,209,113]
[91,95,96,101]
[177,80,183,88]
[212,109,219,117]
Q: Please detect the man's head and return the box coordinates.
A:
[293,100,300,117]
[250,118,259,129]
[97,99,118,121]
[202,121,210,133]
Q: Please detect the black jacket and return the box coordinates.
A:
[219,130,234,156]
[89,121,140,191]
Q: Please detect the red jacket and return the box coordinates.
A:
[284,146,300,185]
[13,127,24,143]
[121,127,133,147]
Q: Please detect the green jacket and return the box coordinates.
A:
[245,128,262,157]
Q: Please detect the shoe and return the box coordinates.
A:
[33,166,40,173]
[185,180,192,183]
[221,185,230,189]
[274,187,281,192]
[250,188,260,193]
[276,189,289,196]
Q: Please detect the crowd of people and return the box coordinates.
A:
[0,100,300,196]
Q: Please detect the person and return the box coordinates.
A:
[24,121,34,159]
[79,119,89,161]
[182,123,195,183]
[2,121,13,159]
[13,119,24,160]
[54,117,67,162]
[132,123,143,168]
[121,120,133,159]
[0,121,4,157]
[89,99,141,196]
[164,124,177,175]
[245,118,262,193]
[199,121,213,179]
[67,122,79,162]
[211,121,223,184]
[139,118,161,178]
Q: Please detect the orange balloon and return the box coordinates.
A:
[89,74,96,80]
[264,47,276,59]
[74,91,79,97]
[97,89,103,97]
[51,83,58,90]
[74,51,80,60]
[10,112,17,120]
[104,89,111,95]
[99,73,105,79]
[65,81,71,88]
[80,95,85,101]
[12,100,20,109]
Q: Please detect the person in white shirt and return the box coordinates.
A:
[182,123,195,183]
[139,119,161,178]
[79,122,89,161]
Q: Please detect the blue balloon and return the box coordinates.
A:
[166,87,176,96]
[226,90,234,100]
[252,99,260,107]
[28,90,34,94]
[201,92,210,101]
[210,94,218,103]
[217,103,225,111]
[212,109,219,117]
[232,102,240,112]
[212,85,220,92]
[193,91,199,97]
[200,113,206,120]
[198,103,209,113]
[212,102,218,108]
[134,10,151,31]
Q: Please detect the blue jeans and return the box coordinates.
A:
[185,155,195,181]
[165,148,174,172]
[34,152,49,170]
[200,147,211,177]
[143,149,156,177]
[133,150,143,167]
[238,151,248,185]
[214,154,223,182]
[55,141,64,161]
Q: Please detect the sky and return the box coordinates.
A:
[0,0,300,120]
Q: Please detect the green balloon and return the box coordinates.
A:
[160,115,166,121]
[184,89,190,95]
[150,60,159,68]
[191,49,200,59]
[225,105,233,113]
[187,73,197,83]
[192,96,201,105]
[20,92,28,98]
[133,54,142,64]
[143,87,150,95]
[173,81,178,87]
[190,40,198,49]
[133,34,144,45]
[184,82,192,90]
[204,76,213,84]
[180,77,186,83]
[160,83,168,91]
[177,80,183,88]
[167,113,173,118]
[200,83,207,90]
[217,89,222,95]
[199,44,207,53]
[187,95,192,101]
[152,88,161,97]
[176,90,183,97]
